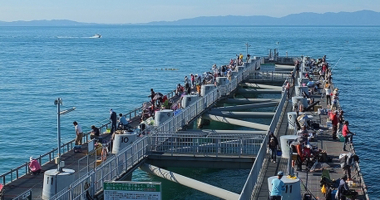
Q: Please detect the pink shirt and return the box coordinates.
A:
[342,124,349,137]
[29,159,41,172]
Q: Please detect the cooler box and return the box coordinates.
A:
[314,105,322,112]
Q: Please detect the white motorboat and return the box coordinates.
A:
[93,34,101,38]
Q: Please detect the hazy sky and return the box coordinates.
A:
[0,0,378,24]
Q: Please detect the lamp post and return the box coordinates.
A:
[276,41,280,57]
[245,42,251,56]
[54,98,75,172]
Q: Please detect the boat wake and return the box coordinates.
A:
[57,34,101,39]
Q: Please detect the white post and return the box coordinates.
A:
[54,98,62,172]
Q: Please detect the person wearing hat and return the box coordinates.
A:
[270,171,285,200]
[90,125,100,140]
[29,156,41,175]
[336,175,350,200]
[268,132,279,163]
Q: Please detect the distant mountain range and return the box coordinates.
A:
[0,19,97,26]
[1,10,379,26]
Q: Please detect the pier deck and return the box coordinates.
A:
[3,143,91,199]
[253,83,367,199]
[1,56,369,200]
[2,117,144,200]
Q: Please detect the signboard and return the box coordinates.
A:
[104,181,161,200]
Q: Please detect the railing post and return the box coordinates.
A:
[240,138,243,157]
[87,154,90,174]
[26,162,29,175]
[131,145,134,165]
[216,139,219,157]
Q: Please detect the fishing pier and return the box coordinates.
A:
[1,54,369,200]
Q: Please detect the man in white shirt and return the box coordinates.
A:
[325,85,331,105]
[73,121,83,145]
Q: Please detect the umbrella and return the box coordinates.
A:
[153,92,163,100]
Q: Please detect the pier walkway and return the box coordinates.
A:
[1,55,369,200]
[251,60,369,200]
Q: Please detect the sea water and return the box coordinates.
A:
[0,26,379,199]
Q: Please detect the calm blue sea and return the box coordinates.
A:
[0,26,379,199]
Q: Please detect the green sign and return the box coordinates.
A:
[104,182,161,192]
[104,181,161,200]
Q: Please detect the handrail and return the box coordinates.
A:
[51,136,149,199]
[0,90,174,186]
[50,60,260,199]
[147,133,263,157]
[238,64,294,200]
[11,188,32,200]
[3,57,291,199]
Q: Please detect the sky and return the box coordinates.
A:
[0,0,379,24]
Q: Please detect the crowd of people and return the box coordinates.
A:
[140,54,247,122]
[272,56,360,200]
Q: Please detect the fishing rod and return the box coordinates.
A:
[330,57,342,72]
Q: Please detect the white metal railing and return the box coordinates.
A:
[238,67,295,200]
[48,58,291,199]
[4,58,293,199]
[51,136,149,199]
[147,133,264,157]
[154,61,256,134]
[11,189,32,200]
[0,124,109,186]
[250,71,292,81]
[0,89,176,186]
[48,60,258,200]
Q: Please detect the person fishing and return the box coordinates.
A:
[270,171,285,200]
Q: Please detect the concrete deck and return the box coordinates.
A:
[253,84,367,199]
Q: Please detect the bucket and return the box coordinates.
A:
[277,150,282,156]
[338,134,345,142]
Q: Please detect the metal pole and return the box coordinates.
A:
[288,142,292,176]
[245,43,251,57]
[54,98,75,173]
[56,98,62,172]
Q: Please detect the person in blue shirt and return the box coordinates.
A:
[270,171,285,200]
[118,113,129,129]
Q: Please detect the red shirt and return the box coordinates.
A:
[331,114,338,125]
[322,65,327,72]
[342,124,349,136]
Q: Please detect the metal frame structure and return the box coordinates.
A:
[7,57,302,200]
